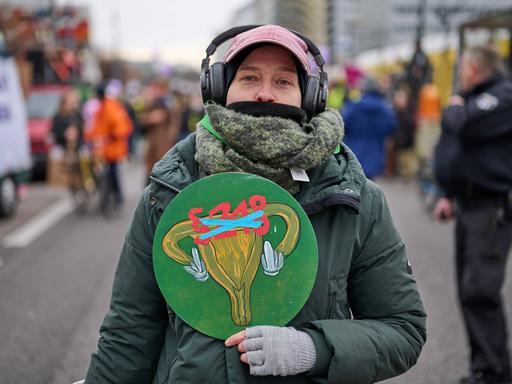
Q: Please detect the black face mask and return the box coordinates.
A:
[226,101,307,123]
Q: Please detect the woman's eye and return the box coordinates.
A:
[240,75,257,82]
[277,79,293,86]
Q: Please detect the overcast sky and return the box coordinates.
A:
[56,0,248,66]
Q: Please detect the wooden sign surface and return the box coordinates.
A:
[153,172,318,339]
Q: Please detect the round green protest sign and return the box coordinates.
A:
[153,172,318,340]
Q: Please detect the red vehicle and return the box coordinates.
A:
[26,84,72,179]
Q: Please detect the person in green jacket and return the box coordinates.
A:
[83,25,426,384]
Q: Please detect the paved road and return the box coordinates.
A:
[0,174,510,384]
[0,163,145,384]
[381,178,508,384]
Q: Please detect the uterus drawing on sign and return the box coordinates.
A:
[162,194,300,326]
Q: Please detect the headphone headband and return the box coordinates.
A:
[203,25,325,73]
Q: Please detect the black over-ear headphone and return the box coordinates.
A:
[200,25,328,119]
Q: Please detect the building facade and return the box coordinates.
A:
[229,0,328,51]
[331,0,512,60]
[228,0,511,64]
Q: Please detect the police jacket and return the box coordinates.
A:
[435,74,512,199]
[84,133,426,384]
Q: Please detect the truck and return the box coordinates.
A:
[0,4,99,180]
[0,55,31,217]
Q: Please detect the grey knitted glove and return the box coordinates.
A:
[245,326,317,376]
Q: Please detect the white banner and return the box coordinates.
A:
[0,57,31,176]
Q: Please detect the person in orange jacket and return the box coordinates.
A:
[415,81,441,164]
[86,84,133,213]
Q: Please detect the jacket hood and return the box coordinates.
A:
[150,132,366,214]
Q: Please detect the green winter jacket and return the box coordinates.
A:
[84,133,426,384]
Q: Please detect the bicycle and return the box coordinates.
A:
[63,127,98,215]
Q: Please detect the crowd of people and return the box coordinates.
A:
[328,64,442,186]
[49,76,203,215]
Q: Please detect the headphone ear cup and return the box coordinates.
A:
[316,78,328,116]
[201,62,226,105]
[302,75,319,119]
[302,74,328,119]
[210,62,226,105]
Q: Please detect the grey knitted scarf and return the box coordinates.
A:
[195,103,344,194]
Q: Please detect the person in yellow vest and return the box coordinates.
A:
[326,76,346,111]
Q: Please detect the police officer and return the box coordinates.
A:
[434,46,512,384]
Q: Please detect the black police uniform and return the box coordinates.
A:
[435,74,512,383]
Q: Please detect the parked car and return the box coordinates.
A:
[26,84,72,180]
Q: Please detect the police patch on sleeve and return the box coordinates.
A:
[476,93,499,111]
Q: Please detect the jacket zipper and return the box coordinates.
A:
[149,175,182,194]
[167,306,176,322]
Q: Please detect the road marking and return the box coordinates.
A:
[2,197,75,248]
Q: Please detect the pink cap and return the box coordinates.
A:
[224,25,311,74]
